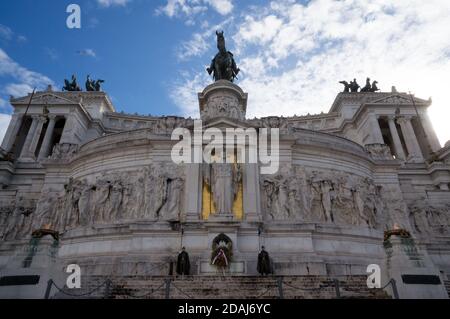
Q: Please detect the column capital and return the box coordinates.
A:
[397,115,414,123]
[387,115,397,121]
[47,114,57,120]
[31,114,47,122]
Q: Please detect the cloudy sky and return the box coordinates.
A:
[1,0,450,145]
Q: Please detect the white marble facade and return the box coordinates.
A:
[0,81,449,298]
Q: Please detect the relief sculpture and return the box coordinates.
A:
[0,163,185,240]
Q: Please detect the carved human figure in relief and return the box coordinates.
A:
[314,180,334,223]
[262,179,276,218]
[142,166,156,219]
[94,180,111,223]
[261,167,306,220]
[273,176,289,219]
[160,177,184,221]
[32,191,57,231]
[105,181,123,222]
[78,181,91,226]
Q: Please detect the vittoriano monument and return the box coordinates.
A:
[207,31,240,82]
[0,31,449,299]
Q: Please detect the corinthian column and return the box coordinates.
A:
[1,113,24,152]
[397,116,423,161]
[38,114,57,159]
[20,115,39,158]
[368,113,384,144]
[419,112,441,152]
[387,116,406,160]
[28,116,47,158]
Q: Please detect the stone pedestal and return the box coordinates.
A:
[198,261,246,274]
[198,80,248,121]
[384,236,448,299]
[0,237,65,299]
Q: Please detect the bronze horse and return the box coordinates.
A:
[207,31,240,82]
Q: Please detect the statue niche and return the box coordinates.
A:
[202,152,243,219]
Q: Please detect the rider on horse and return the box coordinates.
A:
[207,31,240,82]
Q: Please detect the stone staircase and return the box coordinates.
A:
[52,275,391,299]
[445,280,450,298]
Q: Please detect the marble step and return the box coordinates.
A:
[444,280,450,298]
[53,275,390,299]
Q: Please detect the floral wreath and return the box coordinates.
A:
[384,228,411,242]
[210,233,233,268]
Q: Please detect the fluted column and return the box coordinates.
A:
[387,116,406,160]
[38,115,57,159]
[20,115,39,158]
[29,115,47,158]
[419,112,441,152]
[397,116,423,161]
[368,113,384,144]
[59,114,76,144]
[20,115,47,160]
[1,113,24,152]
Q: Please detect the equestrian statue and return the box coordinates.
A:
[207,31,240,82]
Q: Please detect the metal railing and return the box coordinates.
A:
[43,275,399,299]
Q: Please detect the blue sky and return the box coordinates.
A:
[1,0,450,144]
[0,0,232,115]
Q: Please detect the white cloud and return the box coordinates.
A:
[4,83,34,98]
[0,48,54,97]
[17,35,27,43]
[205,0,233,15]
[176,16,234,60]
[77,49,97,58]
[235,15,283,46]
[0,113,12,146]
[44,47,58,60]
[97,0,131,7]
[177,33,210,60]
[171,0,450,145]
[170,72,210,117]
[0,24,13,41]
[156,0,233,20]
[0,24,26,43]
[176,17,233,61]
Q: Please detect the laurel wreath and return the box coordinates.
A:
[383,228,411,242]
[211,247,233,268]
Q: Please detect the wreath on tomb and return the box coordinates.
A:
[383,228,411,242]
[210,233,233,268]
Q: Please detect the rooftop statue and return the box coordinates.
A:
[339,81,351,93]
[340,78,380,93]
[85,75,105,92]
[360,77,372,92]
[370,80,380,92]
[62,75,82,92]
[349,78,360,92]
[207,31,240,82]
